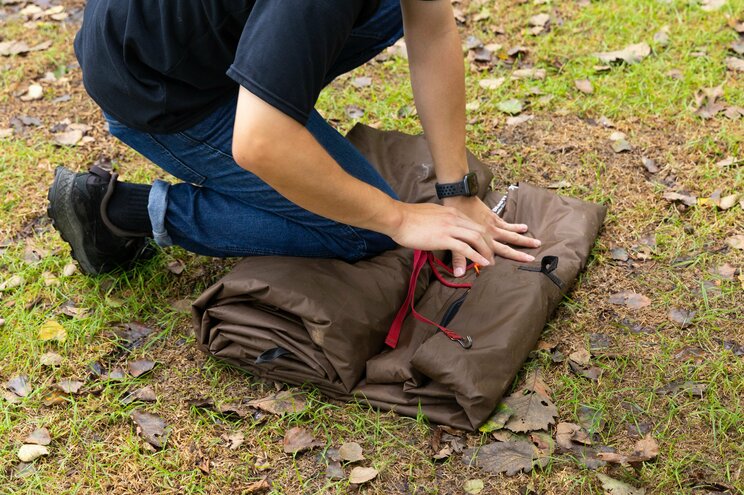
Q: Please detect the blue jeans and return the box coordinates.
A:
[105,0,403,261]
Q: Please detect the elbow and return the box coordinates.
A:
[232,131,274,175]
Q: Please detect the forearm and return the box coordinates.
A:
[233,89,402,236]
[403,0,468,183]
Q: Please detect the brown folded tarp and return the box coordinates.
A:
[192,124,606,431]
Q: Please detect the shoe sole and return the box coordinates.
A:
[47,167,100,275]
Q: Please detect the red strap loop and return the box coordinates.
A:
[385,250,473,349]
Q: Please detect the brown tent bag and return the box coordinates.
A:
[192,125,606,430]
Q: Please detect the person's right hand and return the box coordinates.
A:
[388,202,496,267]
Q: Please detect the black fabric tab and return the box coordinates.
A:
[518,256,564,289]
[255,346,292,365]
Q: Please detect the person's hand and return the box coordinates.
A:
[442,196,541,276]
[388,202,495,268]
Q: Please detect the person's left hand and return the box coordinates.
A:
[442,195,541,276]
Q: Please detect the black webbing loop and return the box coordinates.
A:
[518,256,564,289]
[255,347,291,365]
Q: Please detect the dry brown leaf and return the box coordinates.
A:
[349,466,378,484]
[479,77,506,90]
[608,291,651,309]
[462,441,542,476]
[569,348,591,367]
[338,442,365,462]
[222,431,245,450]
[725,234,744,249]
[53,130,83,146]
[502,392,558,432]
[575,79,594,94]
[595,43,650,64]
[17,444,49,463]
[56,380,84,394]
[24,428,51,446]
[131,410,168,449]
[283,427,323,454]
[6,375,32,397]
[597,473,646,495]
[248,390,306,415]
[39,352,63,366]
[242,478,270,494]
[667,308,695,328]
[128,360,156,378]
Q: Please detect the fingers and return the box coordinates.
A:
[488,224,542,248]
[492,240,535,263]
[450,226,494,264]
[493,216,529,234]
[451,252,467,277]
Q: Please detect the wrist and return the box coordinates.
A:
[375,196,405,237]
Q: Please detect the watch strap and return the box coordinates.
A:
[435,181,468,199]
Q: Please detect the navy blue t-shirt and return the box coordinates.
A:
[74,0,382,133]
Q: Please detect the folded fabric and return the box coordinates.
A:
[192,124,606,430]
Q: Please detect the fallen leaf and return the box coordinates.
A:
[6,375,32,397]
[248,390,306,415]
[667,308,695,328]
[62,263,77,277]
[0,40,31,56]
[575,79,594,94]
[122,386,157,404]
[283,427,323,454]
[612,139,633,153]
[56,379,84,394]
[17,444,49,463]
[479,77,506,90]
[19,84,43,102]
[112,322,156,350]
[597,473,646,495]
[610,247,629,261]
[512,68,546,80]
[555,422,592,451]
[641,157,659,173]
[39,320,67,342]
[242,478,270,494]
[325,460,344,479]
[351,76,372,88]
[608,291,651,309]
[479,403,513,433]
[656,379,706,397]
[528,13,550,28]
[519,369,552,397]
[569,348,591,367]
[166,259,185,275]
[40,352,63,366]
[662,191,697,206]
[338,442,365,462]
[222,431,244,450]
[463,479,485,494]
[53,129,83,146]
[595,43,651,64]
[725,234,744,249]
[462,441,541,476]
[24,428,51,446]
[496,99,524,115]
[502,392,558,432]
[598,434,659,467]
[345,105,364,119]
[725,57,744,72]
[547,179,571,189]
[0,274,24,291]
[128,360,156,377]
[131,410,168,449]
[0,128,13,138]
[349,466,378,484]
[653,29,670,47]
[506,114,534,126]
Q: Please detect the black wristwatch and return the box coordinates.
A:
[435,172,479,199]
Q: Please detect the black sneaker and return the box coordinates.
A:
[47,165,153,275]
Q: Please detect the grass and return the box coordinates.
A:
[1,0,743,493]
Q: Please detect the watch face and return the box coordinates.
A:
[465,172,479,196]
